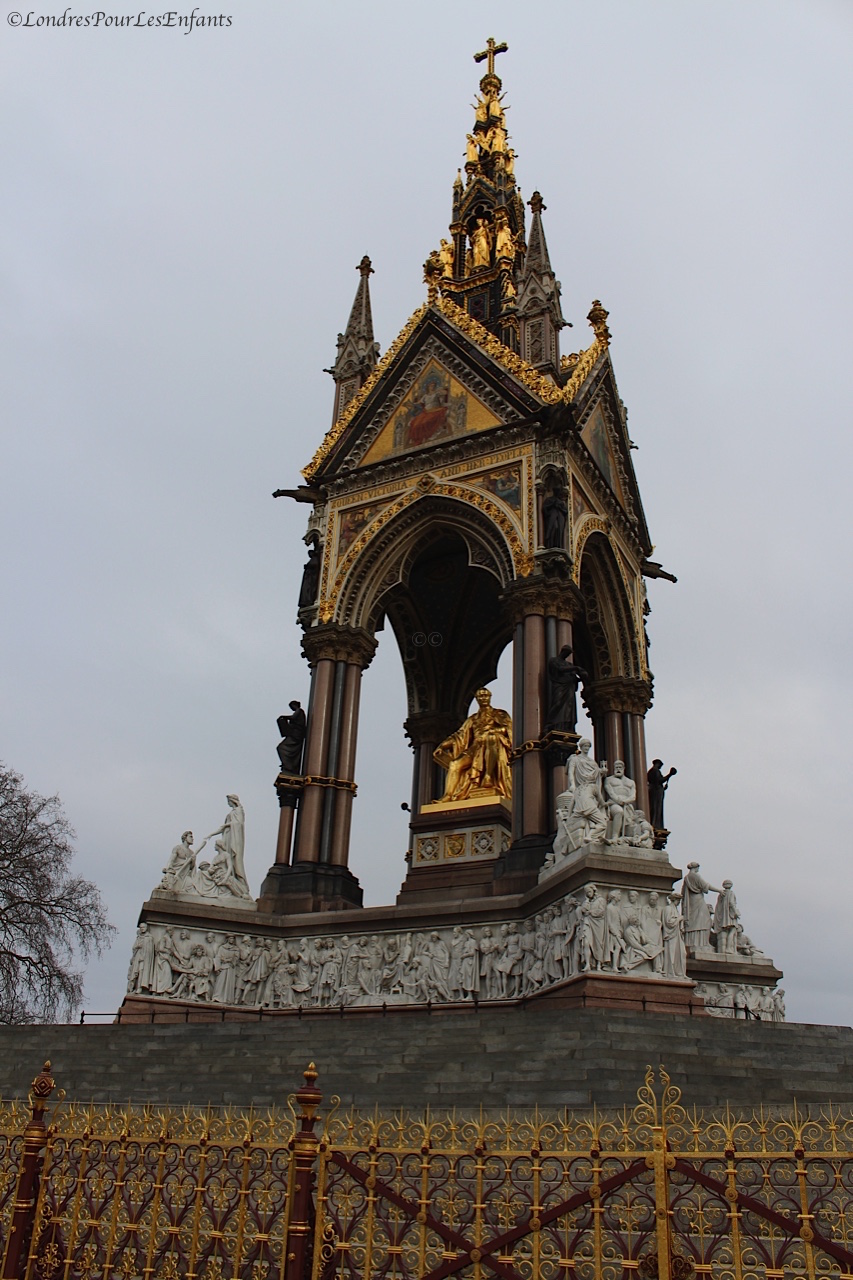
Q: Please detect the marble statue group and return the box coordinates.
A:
[544,742,656,870]
[157,795,253,905]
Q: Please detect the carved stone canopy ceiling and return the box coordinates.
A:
[380,531,512,723]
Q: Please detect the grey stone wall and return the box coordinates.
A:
[1,1008,851,1111]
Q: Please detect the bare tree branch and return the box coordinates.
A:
[0,762,114,1023]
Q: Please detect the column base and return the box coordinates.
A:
[257,862,363,915]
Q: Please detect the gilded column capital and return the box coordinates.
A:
[500,574,584,625]
[582,675,654,718]
[301,623,377,669]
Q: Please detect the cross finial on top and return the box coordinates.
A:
[474,37,508,78]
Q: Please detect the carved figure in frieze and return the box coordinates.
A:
[733,985,752,1020]
[604,762,638,843]
[519,920,537,993]
[271,940,295,1009]
[543,907,564,985]
[757,986,776,1021]
[622,911,663,971]
[234,935,255,1003]
[696,982,731,1016]
[212,934,240,1005]
[240,940,267,1006]
[681,863,722,951]
[318,938,342,1007]
[427,931,452,1001]
[605,890,625,972]
[160,831,205,894]
[647,759,677,831]
[773,988,786,1022]
[434,687,512,801]
[712,881,740,955]
[448,926,465,1000]
[153,927,177,995]
[546,646,587,734]
[380,934,401,994]
[168,929,195,999]
[562,896,581,977]
[128,923,156,994]
[642,892,665,973]
[579,884,609,972]
[459,930,479,998]
[399,932,417,1000]
[298,533,322,609]
[479,927,500,1000]
[189,944,214,1002]
[276,701,306,775]
[662,895,687,979]
[496,923,522,998]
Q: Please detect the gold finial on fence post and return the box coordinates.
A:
[283,1063,324,1280]
[1,1061,56,1279]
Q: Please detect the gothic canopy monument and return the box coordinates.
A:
[123,41,783,1023]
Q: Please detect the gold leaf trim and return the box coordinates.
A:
[302,304,429,482]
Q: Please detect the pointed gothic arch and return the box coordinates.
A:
[333,494,515,730]
[576,530,643,682]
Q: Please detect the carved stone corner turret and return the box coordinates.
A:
[499,572,584,624]
[300,623,377,669]
[582,675,654,719]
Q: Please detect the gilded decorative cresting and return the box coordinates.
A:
[303,296,609,486]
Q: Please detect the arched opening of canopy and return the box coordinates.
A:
[575,531,642,683]
[335,494,516,729]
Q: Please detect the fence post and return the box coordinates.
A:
[284,1063,322,1280]
[1,1061,55,1280]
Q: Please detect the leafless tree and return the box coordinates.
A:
[0,763,114,1023]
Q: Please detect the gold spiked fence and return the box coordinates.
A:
[2,1062,853,1280]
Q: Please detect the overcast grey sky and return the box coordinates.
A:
[2,0,851,1026]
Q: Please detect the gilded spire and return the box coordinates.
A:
[325,256,380,425]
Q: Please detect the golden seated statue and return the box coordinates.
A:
[433,688,512,802]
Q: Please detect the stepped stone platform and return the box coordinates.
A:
[1,1008,852,1110]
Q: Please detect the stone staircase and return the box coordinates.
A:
[1,1007,851,1111]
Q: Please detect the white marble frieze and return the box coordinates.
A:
[126,882,754,1011]
[696,982,785,1021]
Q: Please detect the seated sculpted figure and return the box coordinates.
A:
[553,739,607,857]
[604,761,638,843]
[433,688,512,802]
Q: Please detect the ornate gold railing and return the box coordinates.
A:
[1,1063,852,1280]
